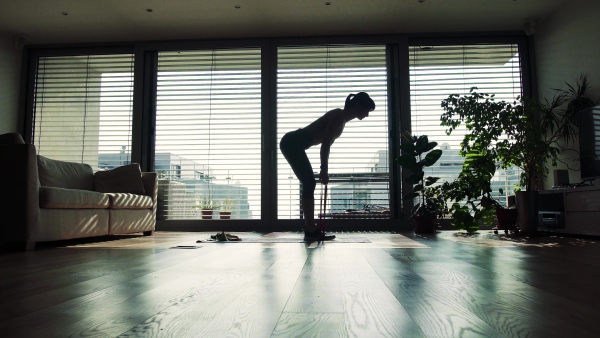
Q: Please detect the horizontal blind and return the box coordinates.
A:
[155,48,261,220]
[277,45,389,220]
[409,44,522,204]
[33,54,134,169]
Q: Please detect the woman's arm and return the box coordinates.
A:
[319,115,345,184]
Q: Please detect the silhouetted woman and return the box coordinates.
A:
[280,92,376,241]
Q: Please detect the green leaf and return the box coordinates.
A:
[397,155,417,170]
[399,143,417,155]
[425,177,440,186]
[416,135,429,149]
[423,149,443,166]
[413,184,424,193]
[420,142,438,153]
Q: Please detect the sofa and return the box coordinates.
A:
[0,133,157,250]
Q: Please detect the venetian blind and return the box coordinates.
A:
[33,54,135,169]
[409,44,523,203]
[155,48,262,220]
[277,45,389,219]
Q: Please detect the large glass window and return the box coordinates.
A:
[33,54,134,169]
[409,44,523,204]
[27,38,529,227]
[155,48,262,220]
[277,45,389,220]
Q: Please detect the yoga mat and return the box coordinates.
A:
[196,236,371,243]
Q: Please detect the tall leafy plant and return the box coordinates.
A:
[397,132,443,217]
[440,74,596,191]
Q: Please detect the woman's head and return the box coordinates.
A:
[344,92,375,119]
[344,92,375,111]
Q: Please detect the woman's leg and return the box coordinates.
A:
[300,175,317,231]
[280,132,317,230]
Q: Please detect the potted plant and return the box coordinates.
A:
[396,132,443,234]
[199,198,218,219]
[422,184,450,219]
[440,74,597,233]
[219,198,234,219]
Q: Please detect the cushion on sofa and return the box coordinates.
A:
[0,132,25,145]
[39,186,110,209]
[38,156,94,190]
[106,193,154,209]
[94,164,146,195]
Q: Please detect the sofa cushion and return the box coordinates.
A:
[0,132,25,145]
[106,193,154,209]
[39,186,110,209]
[94,164,146,195]
[38,156,94,190]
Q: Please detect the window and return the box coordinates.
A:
[33,54,134,169]
[155,48,262,220]
[409,44,523,204]
[25,37,530,228]
[277,45,389,219]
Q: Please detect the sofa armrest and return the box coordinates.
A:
[141,172,157,201]
[141,172,158,223]
[0,144,40,243]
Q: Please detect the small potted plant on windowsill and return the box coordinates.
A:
[200,198,219,219]
[219,198,234,219]
[397,132,443,234]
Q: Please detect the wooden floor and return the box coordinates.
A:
[1,231,600,338]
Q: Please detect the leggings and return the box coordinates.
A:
[280,129,315,198]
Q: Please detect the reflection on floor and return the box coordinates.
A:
[60,231,430,249]
[2,230,600,337]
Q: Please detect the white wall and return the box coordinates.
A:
[534,0,600,188]
[0,34,22,134]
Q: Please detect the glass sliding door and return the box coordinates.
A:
[155,48,262,220]
[409,44,523,205]
[277,45,389,220]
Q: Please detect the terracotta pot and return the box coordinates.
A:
[414,214,437,234]
[220,211,231,219]
[201,210,213,219]
[496,208,518,230]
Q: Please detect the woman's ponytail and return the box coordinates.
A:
[344,94,356,110]
[344,92,375,111]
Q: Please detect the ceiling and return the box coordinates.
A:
[0,0,569,45]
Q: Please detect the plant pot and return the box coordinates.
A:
[496,208,518,230]
[220,211,231,219]
[414,214,437,234]
[516,190,539,234]
[201,209,213,220]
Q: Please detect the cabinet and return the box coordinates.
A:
[538,186,600,236]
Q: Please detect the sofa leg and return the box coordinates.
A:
[143,230,154,236]
[24,242,36,251]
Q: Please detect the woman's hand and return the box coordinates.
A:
[319,168,329,185]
